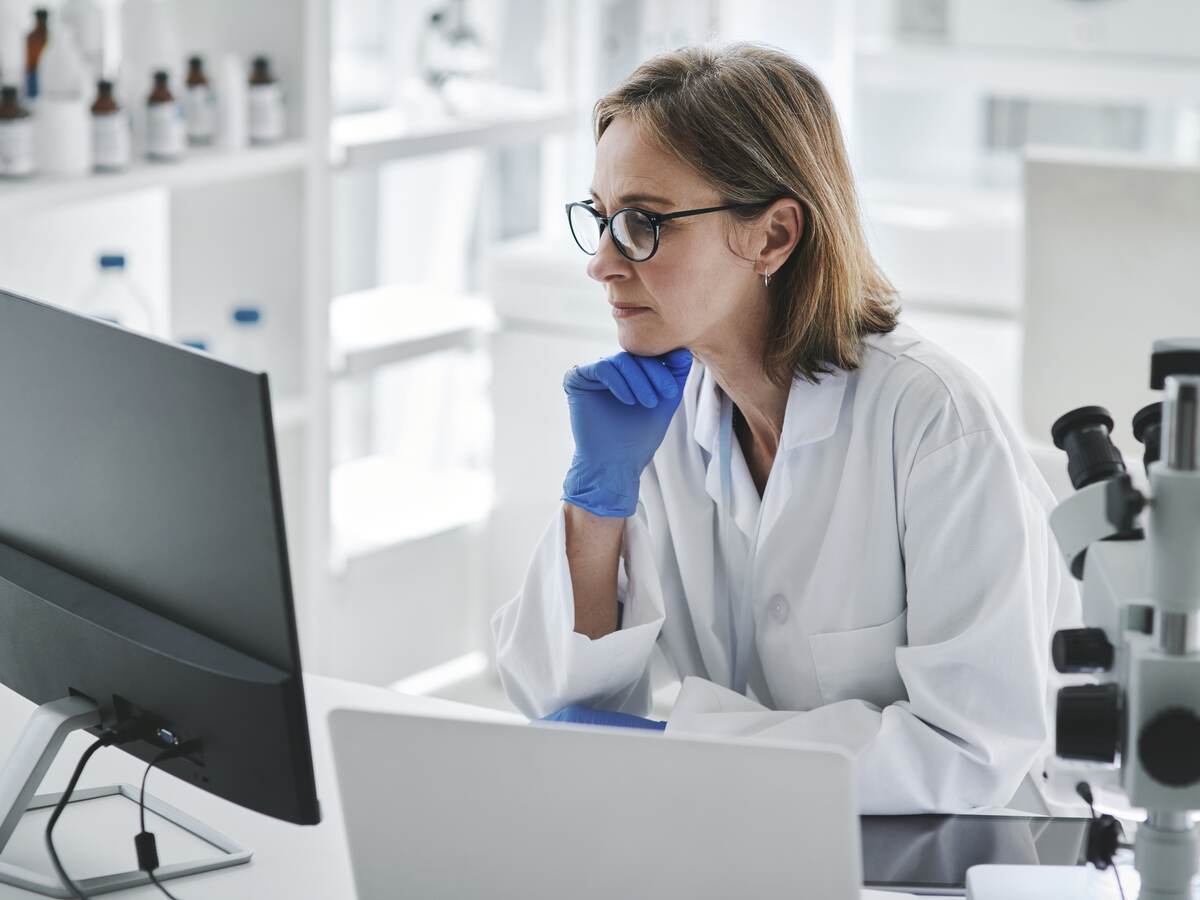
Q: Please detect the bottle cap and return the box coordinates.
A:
[180,338,209,351]
[1,86,17,103]
[233,306,261,324]
[153,70,170,85]
[189,56,203,68]
[99,254,126,269]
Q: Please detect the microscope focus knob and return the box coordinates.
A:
[1139,708,1200,787]
[1057,684,1120,763]
[1052,628,1115,673]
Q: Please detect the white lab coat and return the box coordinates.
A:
[491,322,1081,814]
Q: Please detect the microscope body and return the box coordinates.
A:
[1048,340,1200,900]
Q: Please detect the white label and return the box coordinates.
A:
[146,101,184,159]
[248,83,284,143]
[184,84,216,143]
[92,110,130,170]
[0,118,34,176]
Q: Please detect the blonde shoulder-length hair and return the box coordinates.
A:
[593,42,899,386]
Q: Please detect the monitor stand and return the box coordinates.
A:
[0,696,250,897]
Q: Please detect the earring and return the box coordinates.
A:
[763,269,772,288]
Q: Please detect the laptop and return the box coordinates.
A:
[328,708,862,899]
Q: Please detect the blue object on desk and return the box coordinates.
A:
[540,704,667,731]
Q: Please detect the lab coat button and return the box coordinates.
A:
[769,595,789,624]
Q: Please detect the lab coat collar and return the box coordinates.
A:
[690,358,850,537]
[691,358,850,464]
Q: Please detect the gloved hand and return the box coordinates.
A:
[539,704,667,731]
[561,348,693,517]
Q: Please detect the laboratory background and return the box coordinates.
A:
[0,0,1197,721]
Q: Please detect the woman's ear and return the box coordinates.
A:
[758,197,804,275]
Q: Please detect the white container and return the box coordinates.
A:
[217,53,247,149]
[184,82,215,144]
[34,100,91,174]
[92,106,130,171]
[33,23,92,175]
[119,0,180,156]
[248,82,284,144]
[77,253,156,335]
[145,98,183,159]
[0,113,33,176]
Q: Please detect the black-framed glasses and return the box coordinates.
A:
[565,198,770,262]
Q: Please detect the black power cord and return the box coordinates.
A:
[1076,781,1128,900]
[45,735,113,899]
[43,722,199,900]
[136,740,200,900]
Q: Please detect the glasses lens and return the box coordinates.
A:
[568,204,601,255]
[612,209,656,260]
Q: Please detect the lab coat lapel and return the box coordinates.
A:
[757,368,850,540]
[683,363,737,689]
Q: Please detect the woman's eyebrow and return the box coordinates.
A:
[588,188,673,207]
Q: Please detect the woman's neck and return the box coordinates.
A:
[692,328,791,494]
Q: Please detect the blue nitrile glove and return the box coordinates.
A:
[539,704,667,731]
[561,348,693,517]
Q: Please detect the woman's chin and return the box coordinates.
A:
[616,323,676,358]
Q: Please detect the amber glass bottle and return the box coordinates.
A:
[24,8,49,99]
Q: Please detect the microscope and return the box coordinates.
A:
[1025,338,1200,899]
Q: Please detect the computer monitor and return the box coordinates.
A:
[0,289,319,895]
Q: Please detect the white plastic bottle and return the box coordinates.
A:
[225,305,269,376]
[183,55,215,145]
[145,69,183,160]
[77,253,156,334]
[216,52,247,149]
[247,56,283,144]
[33,19,91,176]
[0,84,33,176]
[91,79,130,171]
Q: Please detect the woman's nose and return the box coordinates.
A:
[586,226,631,283]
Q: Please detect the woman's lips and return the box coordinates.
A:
[611,305,650,319]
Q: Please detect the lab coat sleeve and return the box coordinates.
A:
[666,428,1056,814]
[490,497,668,721]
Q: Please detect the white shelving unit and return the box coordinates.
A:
[0,0,333,668]
[329,284,495,377]
[0,142,310,214]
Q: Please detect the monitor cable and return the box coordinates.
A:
[136,740,200,900]
[1076,781,1129,900]
[44,734,113,900]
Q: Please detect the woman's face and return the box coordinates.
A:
[586,116,769,358]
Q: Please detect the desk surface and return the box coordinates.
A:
[0,675,914,899]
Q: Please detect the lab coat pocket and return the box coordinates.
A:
[807,609,908,709]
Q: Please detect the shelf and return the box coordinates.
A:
[855,40,1200,105]
[330,458,492,567]
[330,92,576,170]
[330,284,496,377]
[0,140,312,214]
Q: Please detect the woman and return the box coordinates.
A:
[490,42,1080,814]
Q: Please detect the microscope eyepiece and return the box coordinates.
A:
[1051,406,1126,490]
[1132,402,1162,475]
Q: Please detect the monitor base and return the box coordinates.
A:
[0,697,251,897]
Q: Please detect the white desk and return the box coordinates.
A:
[0,675,914,899]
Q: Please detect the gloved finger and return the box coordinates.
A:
[563,362,609,392]
[612,352,659,408]
[658,348,694,382]
[631,354,679,399]
[592,358,636,404]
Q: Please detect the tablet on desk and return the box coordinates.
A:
[861,814,1091,895]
